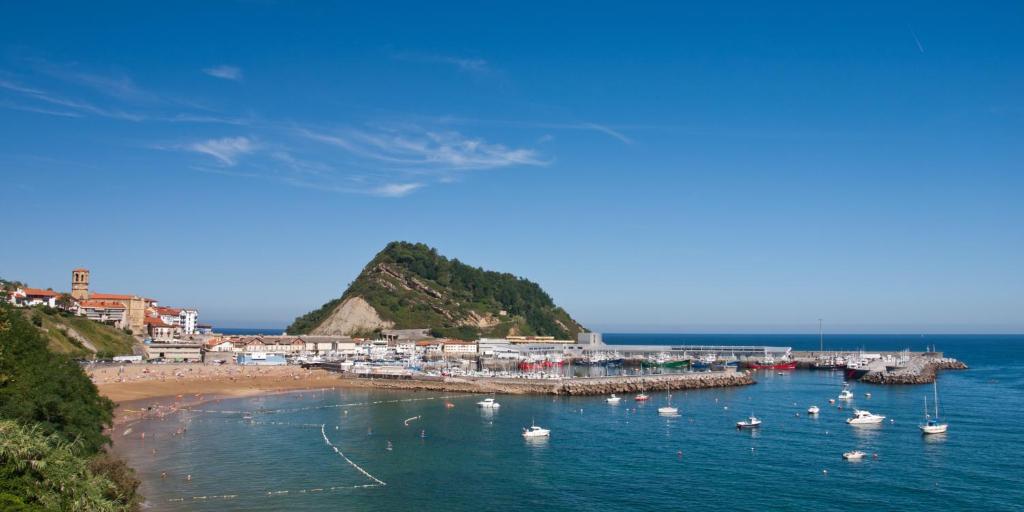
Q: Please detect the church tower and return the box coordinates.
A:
[71,268,90,300]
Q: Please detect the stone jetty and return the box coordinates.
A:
[860,356,967,385]
[338,371,754,395]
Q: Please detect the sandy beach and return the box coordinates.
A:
[89,363,342,403]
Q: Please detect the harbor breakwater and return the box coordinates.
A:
[860,358,968,385]
[337,371,754,395]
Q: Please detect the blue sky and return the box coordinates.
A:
[1,2,1021,332]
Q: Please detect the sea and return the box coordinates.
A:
[115,334,1024,511]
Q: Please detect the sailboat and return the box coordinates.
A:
[919,380,948,434]
[658,393,678,415]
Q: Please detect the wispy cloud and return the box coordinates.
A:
[203,65,244,81]
[434,116,634,144]
[301,125,545,170]
[909,26,925,54]
[391,52,491,74]
[0,78,145,120]
[372,182,423,197]
[187,136,257,166]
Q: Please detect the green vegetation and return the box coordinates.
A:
[288,241,585,339]
[0,305,139,511]
[18,308,135,358]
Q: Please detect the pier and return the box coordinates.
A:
[329,370,754,395]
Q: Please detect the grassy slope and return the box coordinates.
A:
[20,308,136,357]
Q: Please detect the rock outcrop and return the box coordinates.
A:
[861,358,968,385]
[309,296,393,336]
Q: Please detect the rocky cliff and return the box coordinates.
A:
[287,242,585,339]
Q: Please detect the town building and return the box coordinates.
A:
[442,340,478,356]
[7,287,59,308]
[145,316,178,341]
[77,300,128,327]
[144,343,201,362]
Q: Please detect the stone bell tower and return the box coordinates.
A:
[71,268,90,300]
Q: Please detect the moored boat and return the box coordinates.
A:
[476,398,500,408]
[919,380,949,435]
[736,415,762,429]
[606,394,622,404]
[847,409,885,425]
[807,405,820,415]
[842,450,866,460]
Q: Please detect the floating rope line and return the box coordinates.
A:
[184,393,475,416]
[403,415,421,426]
[321,424,387,487]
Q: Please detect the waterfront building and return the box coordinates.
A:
[442,340,478,355]
[144,343,201,362]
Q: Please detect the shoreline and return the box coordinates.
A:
[92,363,755,425]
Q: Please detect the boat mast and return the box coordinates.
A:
[933,380,940,419]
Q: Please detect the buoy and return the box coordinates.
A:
[823,469,828,474]
[186,474,192,481]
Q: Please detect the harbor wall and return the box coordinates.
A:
[334,371,754,395]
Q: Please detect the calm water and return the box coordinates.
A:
[117,335,1024,511]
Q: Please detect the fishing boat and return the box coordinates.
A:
[522,420,550,438]
[747,353,798,370]
[606,394,622,404]
[919,380,948,435]
[807,405,820,415]
[691,354,717,369]
[476,397,501,408]
[838,384,854,401]
[842,450,866,460]
[847,409,886,425]
[662,359,692,369]
[736,415,762,429]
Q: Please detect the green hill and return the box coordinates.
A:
[18,307,137,358]
[288,241,586,339]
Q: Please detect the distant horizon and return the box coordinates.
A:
[212,325,1024,336]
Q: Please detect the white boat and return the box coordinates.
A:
[847,409,886,425]
[807,405,820,415]
[919,380,948,435]
[606,394,622,404]
[736,415,762,429]
[842,450,866,460]
[522,420,550,438]
[658,406,679,415]
[476,398,500,408]
[838,384,854,400]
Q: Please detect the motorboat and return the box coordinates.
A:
[606,394,622,404]
[522,421,550,438]
[847,409,886,425]
[658,406,679,415]
[635,393,649,401]
[807,405,820,415]
[736,416,762,429]
[476,398,501,408]
[919,381,949,435]
[842,450,866,460]
[838,384,855,401]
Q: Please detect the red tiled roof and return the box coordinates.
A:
[91,293,136,301]
[145,316,173,328]
[22,288,59,297]
[72,268,88,272]
[156,306,182,316]
[79,300,127,309]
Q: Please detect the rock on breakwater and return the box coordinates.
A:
[861,357,968,385]
[337,371,755,395]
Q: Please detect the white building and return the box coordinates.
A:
[442,340,478,355]
[8,287,58,308]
